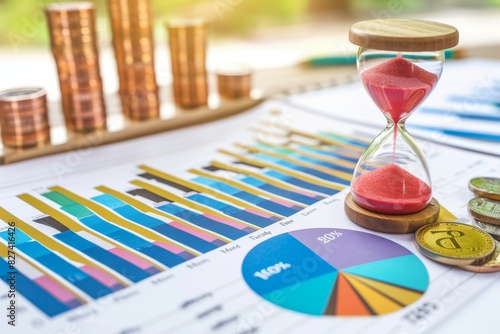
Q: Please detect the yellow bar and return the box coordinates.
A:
[95,185,231,244]
[49,186,199,257]
[210,160,327,197]
[188,168,306,208]
[285,136,363,161]
[256,139,357,168]
[257,120,365,152]
[130,179,259,231]
[0,207,130,287]
[218,149,346,190]
[236,142,352,180]
[18,193,166,271]
[0,240,89,304]
[247,129,323,149]
[138,165,284,218]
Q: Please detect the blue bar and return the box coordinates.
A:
[256,144,354,173]
[186,193,279,227]
[92,194,218,253]
[264,169,342,195]
[54,230,151,283]
[409,124,500,142]
[23,243,117,298]
[193,175,314,211]
[157,203,249,239]
[420,107,500,122]
[1,259,70,317]
[318,132,368,148]
[79,215,186,268]
[294,155,354,173]
[253,153,351,186]
[1,230,116,297]
[0,229,116,299]
[238,176,323,205]
[448,95,500,108]
[42,191,188,268]
[296,145,360,163]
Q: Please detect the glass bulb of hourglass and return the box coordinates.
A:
[350,49,444,214]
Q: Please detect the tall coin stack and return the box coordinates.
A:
[108,0,159,120]
[167,19,209,109]
[45,2,107,132]
[0,88,51,148]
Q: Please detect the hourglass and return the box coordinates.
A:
[344,19,459,233]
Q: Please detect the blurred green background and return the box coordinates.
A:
[0,0,499,47]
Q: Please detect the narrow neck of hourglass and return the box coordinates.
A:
[384,113,410,126]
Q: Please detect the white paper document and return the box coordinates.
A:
[287,58,500,156]
[0,95,499,334]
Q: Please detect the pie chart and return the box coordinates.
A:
[241,228,429,316]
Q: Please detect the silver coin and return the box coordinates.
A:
[472,219,500,237]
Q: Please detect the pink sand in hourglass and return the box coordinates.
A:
[352,164,431,214]
[361,56,438,123]
[353,57,437,214]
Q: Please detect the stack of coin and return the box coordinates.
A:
[108,0,159,120]
[0,88,51,148]
[415,222,500,272]
[45,2,106,132]
[167,19,209,109]
[216,63,253,99]
[468,177,500,241]
[469,197,500,239]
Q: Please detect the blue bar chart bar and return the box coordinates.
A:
[42,191,190,267]
[191,175,310,212]
[92,193,220,253]
[0,229,120,299]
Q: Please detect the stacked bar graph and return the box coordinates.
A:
[0,121,368,317]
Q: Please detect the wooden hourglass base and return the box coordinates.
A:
[344,193,440,234]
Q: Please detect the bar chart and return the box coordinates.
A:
[0,119,368,318]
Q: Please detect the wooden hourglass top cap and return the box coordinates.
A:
[349,19,459,51]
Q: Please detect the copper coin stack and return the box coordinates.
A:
[108,0,159,120]
[45,2,106,133]
[0,88,51,148]
[167,19,209,109]
[216,63,253,99]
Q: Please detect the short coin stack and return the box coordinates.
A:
[0,88,51,148]
[216,63,253,99]
[468,177,500,243]
[414,177,500,273]
[167,19,209,109]
[108,0,159,120]
[45,2,106,132]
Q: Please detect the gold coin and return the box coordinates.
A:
[415,222,495,266]
[459,239,500,273]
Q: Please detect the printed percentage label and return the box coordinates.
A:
[317,230,343,244]
[253,261,292,280]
